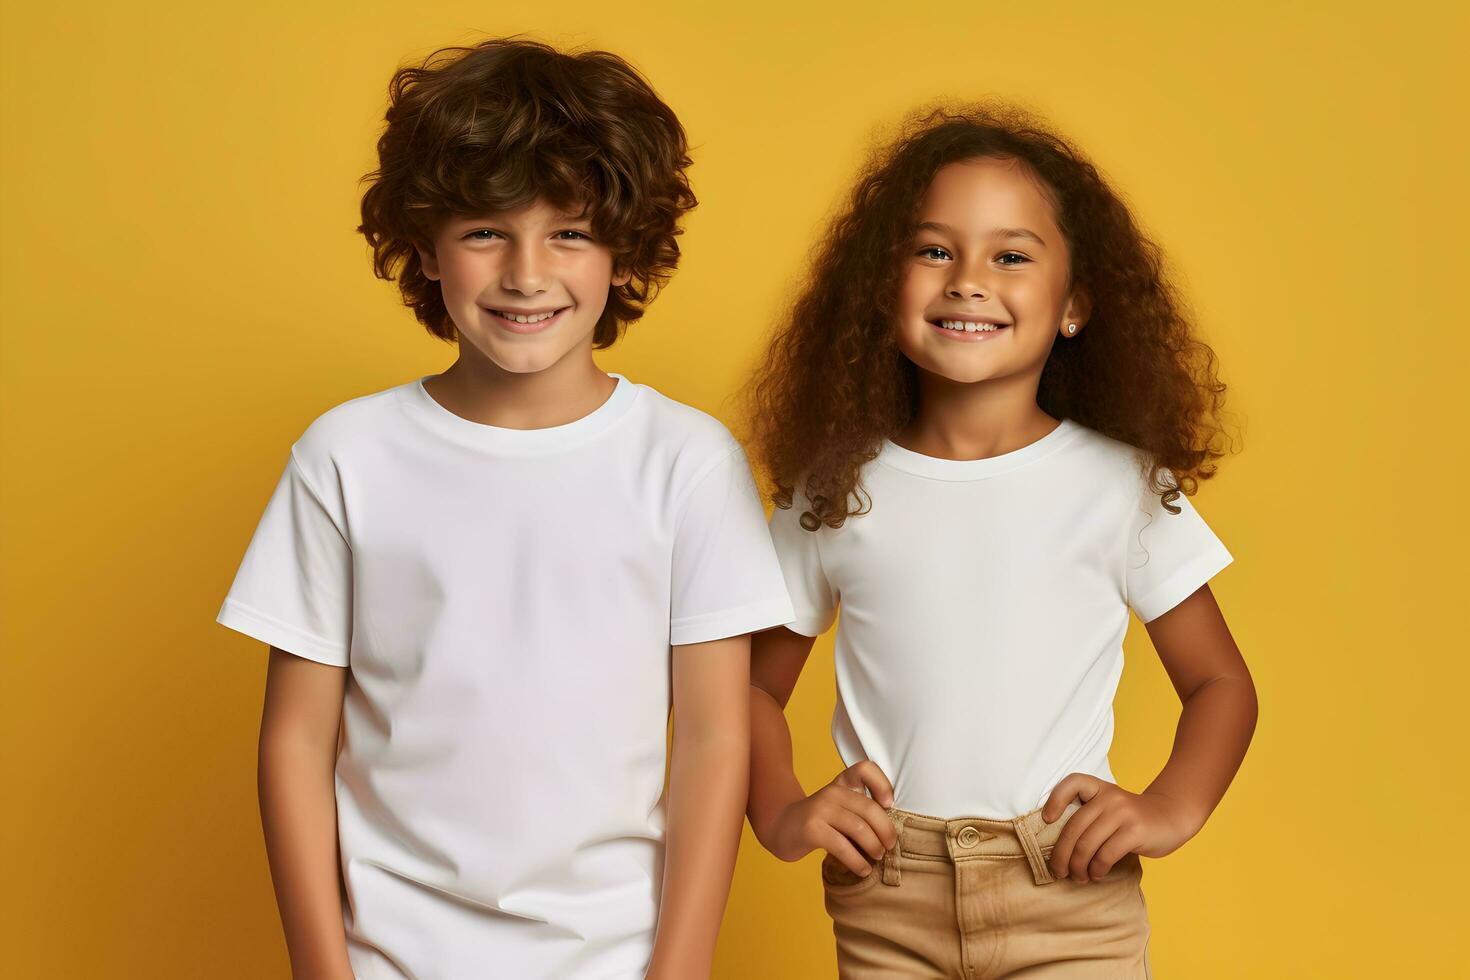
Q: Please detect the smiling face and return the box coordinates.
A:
[417,198,629,375]
[895,156,1089,387]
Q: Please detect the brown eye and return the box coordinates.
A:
[917,246,951,261]
[996,252,1029,265]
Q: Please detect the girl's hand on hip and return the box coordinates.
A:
[767,761,897,876]
[1042,773,1195,883]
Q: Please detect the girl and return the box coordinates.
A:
[745,105,1257,978]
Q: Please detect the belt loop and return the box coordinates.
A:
[1013,810,1055,885]
[881,808,906,886]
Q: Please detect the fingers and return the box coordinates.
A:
[832,791,899,851]
[834,760,894,808]
[1049,792,1104,880]
[820,828,876,877]
[1043,773,1101,823]
[1087,828,1139,880]
[827,807,888,861]
[1065,812,1122,883]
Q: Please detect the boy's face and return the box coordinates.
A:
[418,199,628,375]
[894,156,1087,387]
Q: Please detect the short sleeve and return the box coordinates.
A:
[216,449,353,666]
[1125,480,1233,624]
[767,491,837,637]
[669,445,796,647]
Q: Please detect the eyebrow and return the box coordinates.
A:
[917,221,1047,246]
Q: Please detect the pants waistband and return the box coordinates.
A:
[880,803,1081,888]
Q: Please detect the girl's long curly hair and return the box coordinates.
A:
[748,104,1229,530]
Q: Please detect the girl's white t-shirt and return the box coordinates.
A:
[769,420,1232,820]
[218,374,794,980]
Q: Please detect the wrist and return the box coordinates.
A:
[747,780,804,849]
[1142,788,1208,839]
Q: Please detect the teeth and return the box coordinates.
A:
[939,320,1001,332]
[497,310,558,324]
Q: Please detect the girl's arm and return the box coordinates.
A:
[1044,584,1258,882]
[645,634,751,980]
[747,627,896,876]
[258,647,354,980]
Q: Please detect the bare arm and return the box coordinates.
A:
[258,647,354,980]
[747,627,895,876]
[1046,584,1258,881]
[645,634,751,980]
[746,625,814,843]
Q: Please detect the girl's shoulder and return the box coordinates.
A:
[1046,423,1161,507]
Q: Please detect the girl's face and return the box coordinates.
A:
[417,198,629,375]
[895,156,1088,386]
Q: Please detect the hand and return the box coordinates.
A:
[1042,774,1198,883]
[763,761,897,876]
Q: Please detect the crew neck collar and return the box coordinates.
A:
[400,373,639,455]
[877,419,1083,481]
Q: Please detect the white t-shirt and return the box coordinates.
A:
[218,374,794,980]
[769,419,1232,820]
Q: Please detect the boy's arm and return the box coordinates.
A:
[258,647,355,980]
[747,627,895,875]
[645,634,751,980]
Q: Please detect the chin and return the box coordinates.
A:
[908,349,1008,385]
[932,365,1004,385]
[485,348,571,375]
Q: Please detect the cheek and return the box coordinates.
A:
[895,269,937,340]
[1012,267,1070,321]
[437,250,493,299]
[566,252,616,299]
[897,266,931,316]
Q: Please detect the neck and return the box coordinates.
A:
[425,341,615,430]
[895,368,1058,461]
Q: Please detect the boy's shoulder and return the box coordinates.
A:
[287,380,416,473]
[625,378,745,466]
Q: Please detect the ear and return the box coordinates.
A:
[1060,286,1092,338]
[415,242,441,282]
[611,264,632,288]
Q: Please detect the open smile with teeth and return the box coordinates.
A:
[490,308,565,324]
[934,319,1009,333]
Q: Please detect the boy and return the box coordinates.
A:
[218,39,793,979]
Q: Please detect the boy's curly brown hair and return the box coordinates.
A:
[748,104,1230,529]
[358,38,697,347]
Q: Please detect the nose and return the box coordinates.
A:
[945,256,990,301]
[501,240,550,295]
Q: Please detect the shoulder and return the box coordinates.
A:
[288,380,417,482]
[1049,422,1160,510]
[626,379,745,466]
[1056,422,1149,479]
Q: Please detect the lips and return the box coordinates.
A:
[932,317,1010,334]
[483,306,569,335]
[489,308,564,324]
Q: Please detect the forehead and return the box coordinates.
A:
[918,157,1061,235]
[449,196,590,225]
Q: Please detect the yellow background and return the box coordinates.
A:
[3,1,1466,976]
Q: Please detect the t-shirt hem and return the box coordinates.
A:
[1130,545,1234,623]
[670,597,796,647]
[217,598,350,667]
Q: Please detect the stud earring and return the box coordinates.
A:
[1066,323,1078,335]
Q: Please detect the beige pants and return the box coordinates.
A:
[822,805,1151,979]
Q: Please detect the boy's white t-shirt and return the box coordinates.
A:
[218,374,794,980]
[769,420,1232,820]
